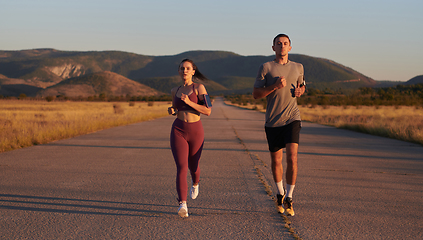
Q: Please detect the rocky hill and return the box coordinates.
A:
[37,71,163,97]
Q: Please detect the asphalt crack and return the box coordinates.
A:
[228,122,302,240]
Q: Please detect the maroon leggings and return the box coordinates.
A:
[170,118,204,202]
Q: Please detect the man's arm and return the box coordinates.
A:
[253,77,287,99]
[253,86,276,99]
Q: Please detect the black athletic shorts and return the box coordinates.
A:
[265,120,301,152]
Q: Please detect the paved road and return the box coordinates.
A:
[1,98,422,239]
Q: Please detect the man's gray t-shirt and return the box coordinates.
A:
[254,60,305,128]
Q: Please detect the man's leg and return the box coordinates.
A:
[284,143,298,216]
[270,149,283,183]
[285,143,298,185]
[271,149,285,213]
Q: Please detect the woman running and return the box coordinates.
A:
[168,59,212,218]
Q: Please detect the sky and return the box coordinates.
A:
[1,0,422,81]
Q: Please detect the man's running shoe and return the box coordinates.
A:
[283,197,295,216]
[190,183,199,199]
[178,202,189,218]
[276,193,285,214]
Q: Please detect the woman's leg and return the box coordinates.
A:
[187,121,204,184]
[170,120,189,202]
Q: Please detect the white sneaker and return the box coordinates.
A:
[190,183,199,199]
[178,202,188,218]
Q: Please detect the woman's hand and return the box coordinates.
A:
[180,93,191,104]
[168,107,177,115]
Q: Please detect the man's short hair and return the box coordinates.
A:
[273,34,291,46]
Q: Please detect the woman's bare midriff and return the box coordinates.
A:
[177,110,201,123]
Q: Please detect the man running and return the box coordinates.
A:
[253,33,306,216]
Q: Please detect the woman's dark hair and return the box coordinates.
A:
[179,58,208,81]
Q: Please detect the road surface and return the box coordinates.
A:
[1,97,422,239]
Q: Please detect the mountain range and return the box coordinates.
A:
[0,49,419,97]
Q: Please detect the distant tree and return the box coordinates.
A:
[359,87,374,95]
[99,93,107,101]
[45,96,56,102]
[306,88,321,96]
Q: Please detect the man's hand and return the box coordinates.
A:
[274,77,287,90]
[294,82,305,97]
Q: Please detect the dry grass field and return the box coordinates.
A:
[2,100,422,154]
[0,100,170,153]
[225,101,423,146]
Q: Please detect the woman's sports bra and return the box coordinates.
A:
[173,84,199,112]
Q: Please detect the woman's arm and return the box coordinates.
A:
[180,84,211,116]
[168,87,178,115]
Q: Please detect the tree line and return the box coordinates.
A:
[225,83,423,107]
[3,83,422,106]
